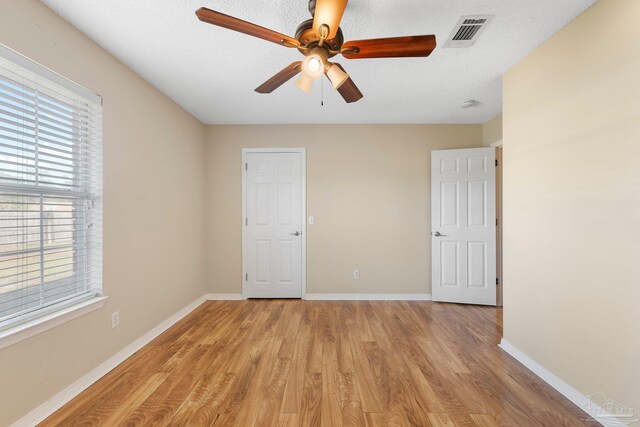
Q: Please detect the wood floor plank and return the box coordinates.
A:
[254,355,293,427]
[300,372,323,427]
[280,303,312,414]
[97,371,170,426]
[40,300,597,427]
[120,344,220,425]
[427,412,476,427]
[277,413,301,427]
[469,413,501,427]
[338,372,366,427]
[335,307,357,374]
[321,338,344,427]
[364,412,411,427]
[352,342,384,413]
[166,372,236,426]
[232,337,283,427]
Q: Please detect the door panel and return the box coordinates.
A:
[245,152,303,298]
[467,242,486,288]
[440,182,459,226]
[432,147,496,305]
[467,180,486,226]
[278,184,293,225]
[440,241,459,287]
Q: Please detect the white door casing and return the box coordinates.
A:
[431,148,497,306]
[243,149,305,298]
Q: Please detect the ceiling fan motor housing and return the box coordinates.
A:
[295,19,344,55]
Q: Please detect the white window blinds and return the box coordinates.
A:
[0,46,102,330]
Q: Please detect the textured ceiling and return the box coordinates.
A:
[40,0,595,125]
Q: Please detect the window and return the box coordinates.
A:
[0,45,103,340]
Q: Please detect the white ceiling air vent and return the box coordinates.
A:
[444,15,494,48]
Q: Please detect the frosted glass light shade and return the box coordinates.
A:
[295,74,314,93]
[326,64,349,89]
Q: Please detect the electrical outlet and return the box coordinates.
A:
[111,311,120,329]
[353,269,360,279]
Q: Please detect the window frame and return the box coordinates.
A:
[0,44,105,349]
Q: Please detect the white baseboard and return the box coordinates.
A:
[203,293,432,302]
[305,293,432,301]
[204,293,243,300]
[12,295,209,427]
[499,339,629,427]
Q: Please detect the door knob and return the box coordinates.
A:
[290,231,301,236]
[433,231,447,237]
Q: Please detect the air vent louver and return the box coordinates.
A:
[445,15,494,48]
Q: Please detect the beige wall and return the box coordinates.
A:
[503,0,640,417]
[483,114,502,146]
[205,125,483,295]
[0,1,207,424]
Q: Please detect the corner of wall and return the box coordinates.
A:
[482,114,503,146]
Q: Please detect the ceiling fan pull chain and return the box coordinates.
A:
[321,77,324,106]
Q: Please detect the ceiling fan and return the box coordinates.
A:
[195,0,437,103]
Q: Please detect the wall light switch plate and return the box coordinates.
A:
[309,216,314,225]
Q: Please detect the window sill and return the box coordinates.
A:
[0,295,108,350]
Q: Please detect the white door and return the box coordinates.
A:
[431,148,496,306]
[244,150,304,298]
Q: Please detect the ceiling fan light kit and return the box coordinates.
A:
[195,0,437,104]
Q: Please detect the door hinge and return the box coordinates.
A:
[245,273,248,282]
[495,159,498,167]
[245,162,248,171]
[496,218,499,226]
[496,277,499,286]
[245,218,248,226]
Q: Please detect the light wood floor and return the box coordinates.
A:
[42,300,597,426]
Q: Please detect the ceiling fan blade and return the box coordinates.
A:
[329,64,363,103]
[255,62,302,94]
[342,35,436,59]
[313,0,348,39]
[196,7,299,48]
